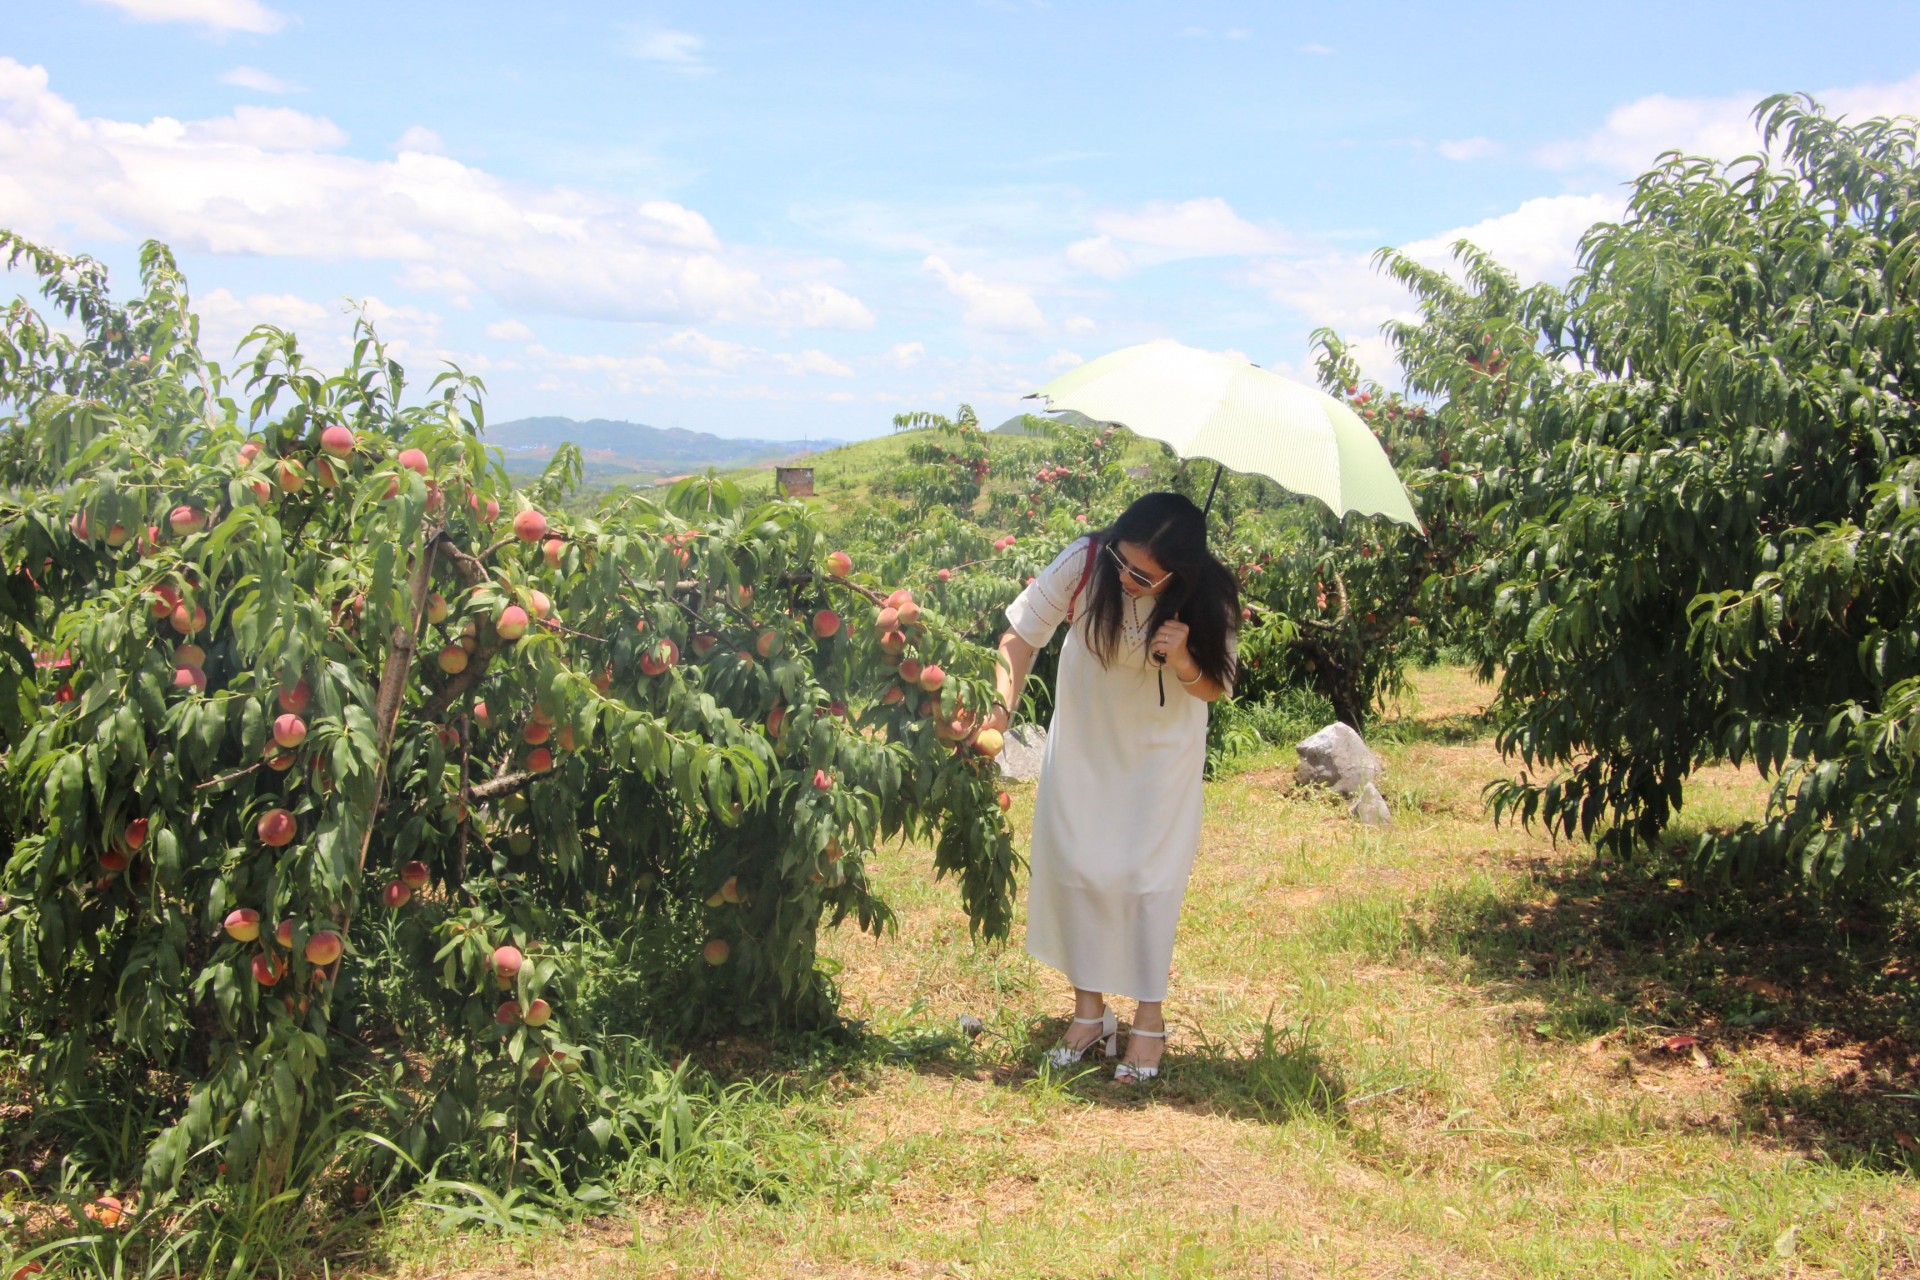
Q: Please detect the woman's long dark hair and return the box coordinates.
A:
[1081,491,1239,687]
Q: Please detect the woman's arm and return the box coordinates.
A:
[986,629,1039,732]
[1168,660,1226,703]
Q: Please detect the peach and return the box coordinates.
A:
[812,609,840,638]
[397,448,429,476]
[224,907,260,942]
[527,747,554,773]
[496,605,529,641]
[513,510,547,542]
[170,601,207,636]
[320,425,355,458]
[523,998,552,1026]
[271,713,306,749]
[436,644,469,674]
[251,953,284,986]
[400,860,430,891]
[277,680,311,714]
[256,808,296,847]
[702,938,730,965]
[492,944,523,979]
[382,880,411,909]
[304,930,342,966]
[825,550,852,576]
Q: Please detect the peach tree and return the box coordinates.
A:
[0,232,1018,1206]
[1371,97,1920,893]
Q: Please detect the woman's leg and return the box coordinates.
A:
[1063,986,1108,1050]
[1124,999,1167,1070]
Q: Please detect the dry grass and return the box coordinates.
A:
[377,666,1919,1280]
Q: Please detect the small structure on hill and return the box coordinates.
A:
[775,466,815,497]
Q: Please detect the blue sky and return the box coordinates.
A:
[6,2,1919,440]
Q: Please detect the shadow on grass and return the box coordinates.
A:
[1409,849,1920,1173]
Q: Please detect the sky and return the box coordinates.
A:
[5,2,1920,442]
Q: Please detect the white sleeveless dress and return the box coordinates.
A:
[1005,537,1221,1002]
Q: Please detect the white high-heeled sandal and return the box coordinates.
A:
[1114,1027,1166,1082]
[1044,1008,1118,1067]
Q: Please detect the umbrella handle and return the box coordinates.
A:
[1202,464,1224,519]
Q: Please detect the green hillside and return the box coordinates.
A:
[653,426,1167,520]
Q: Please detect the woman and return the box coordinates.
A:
[980,491,1239,1082]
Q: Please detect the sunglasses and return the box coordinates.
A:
[1107,542,1173,592]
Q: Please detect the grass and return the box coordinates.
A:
[350,664,1919,1280]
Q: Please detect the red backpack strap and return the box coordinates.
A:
[1065,536,1098,625]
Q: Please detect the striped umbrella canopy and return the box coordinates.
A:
[1029,339,1421,529]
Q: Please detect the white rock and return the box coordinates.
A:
[997,724,1048,782]
[1294,721,1383,796]
[1349,782,1392,828]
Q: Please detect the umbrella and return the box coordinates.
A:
[1027,339,1422,530]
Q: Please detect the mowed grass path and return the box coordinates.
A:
[388,668,1919,1280]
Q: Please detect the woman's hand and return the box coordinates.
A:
[982,703,1013,735]
[1148,618,1192,672]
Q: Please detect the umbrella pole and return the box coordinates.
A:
[1202,464,1224,519]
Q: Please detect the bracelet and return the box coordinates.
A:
[1175,669,1204,687]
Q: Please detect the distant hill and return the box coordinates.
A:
[485,416,840,480]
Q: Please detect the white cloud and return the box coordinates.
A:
[1066,235,1133,279]
[1098,195,1290,260]
[621,28,710,74]
[923,255,1047,333]
[1299,43,1334,56]
[1044,349,1083,371]
[88,0,287,33]
[774,349,854,377]
[1226,28,1252,40]
[1064,315,1097,335]
[395,125,444,154]
[1400,192,1625,283]
[886,341,925,368]
[1437,136,1501,161]
[662,329,751,368]
[484,319,534,342]
[1536,70,1920,175]
[179,104,348,150]
[219,65,295,93]
[0,59,874,332]
[1246,192,1626,347]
